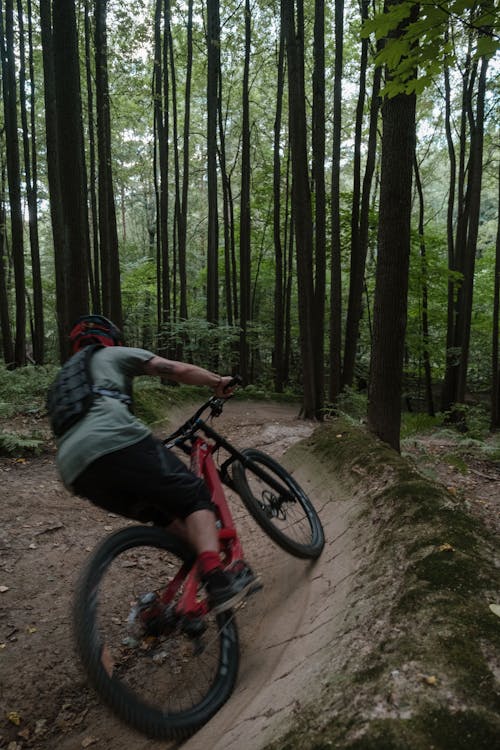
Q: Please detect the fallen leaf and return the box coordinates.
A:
[7,711,21,725]
[18,728,30,740]
[489,604,500,618]
[422,675,437,686]
[437,543,455,554]
[26,626,37,634]
[82,737,98,748]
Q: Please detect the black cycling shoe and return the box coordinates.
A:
[204,561,262,615]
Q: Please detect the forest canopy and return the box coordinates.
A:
[0,0,499,447]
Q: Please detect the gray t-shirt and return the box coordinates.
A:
[56,346,155,487]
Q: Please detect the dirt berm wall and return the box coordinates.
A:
[184,416,500,750]
[260,417,500,750]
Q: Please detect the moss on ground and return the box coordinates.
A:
[265,418,500,750]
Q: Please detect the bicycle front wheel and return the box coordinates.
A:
[74,525,239,741]
[232,449,324,559]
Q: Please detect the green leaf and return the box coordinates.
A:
[476,36,500,59]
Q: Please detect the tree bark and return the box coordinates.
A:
[17,0,44,363]
[367,0,417,451]
[282,0,317,419]
[273,17,286,392]
[0,0,26,366]
[206,0,220,326]
[39,0,67,360]
[312,0,326,415]
[95,0,122,328]
[0,164,14,365]
[329,0,344,402]
[492,158,500,429]
[52,0,90,358]
[414,155,435,417]
[239,0,251,382]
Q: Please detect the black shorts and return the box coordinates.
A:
[72,435,214,525]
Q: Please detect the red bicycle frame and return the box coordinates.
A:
[157,436,244,620]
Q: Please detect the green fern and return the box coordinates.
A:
[0,431,44,457]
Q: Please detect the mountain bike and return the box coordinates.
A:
[73,387,324,740]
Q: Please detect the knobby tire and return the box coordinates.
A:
[232,449,324,559]
[74,525,239,740]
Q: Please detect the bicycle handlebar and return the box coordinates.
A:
[163,374,242,446]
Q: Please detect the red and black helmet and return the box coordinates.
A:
[69,314,123,353]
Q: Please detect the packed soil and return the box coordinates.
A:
[0,402,499,750]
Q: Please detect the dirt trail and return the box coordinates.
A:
[1,401,350,750]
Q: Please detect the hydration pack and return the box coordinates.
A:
[46,344,132,438]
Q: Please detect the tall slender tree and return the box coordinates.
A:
[0,0,26,366]
[329,0,344,402]
[0,160,14,365]
[18,0,44,363]
[367,0,418,451]
[414,154,435,416]
[273,15,286,392]
[178,0,193,325]
[492,158,500,429]
[95,0,122,328]
[282,0,318,418]
[85,0,101,313]
[312,0,326,414]
[239,0,251,382]
[39,0,67,359]
[441,31,489,412]
[206,0,220,326]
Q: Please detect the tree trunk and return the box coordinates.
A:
[239,0,251,382]
[414,155,435,417]
[178,0,193,325]
[17,0,44,364]
[455,56,488,404]
[492,158,500,429]
[312,0,326,415]
[206,0,220,326]
[53,0,91,356]
[273,17,286,393]
[329,0,344,402]
[0,164,14,365]
[367,0,417,451]
[342,0,367,392]
[39,0,67,360]
[85,0,101,312]
[442,43,488,413]
[0,0,26,366]
[282,0,317,419]
[95,0,122,328]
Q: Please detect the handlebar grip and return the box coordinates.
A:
[224,374,243,392]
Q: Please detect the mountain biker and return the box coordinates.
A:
[51,314,257,616]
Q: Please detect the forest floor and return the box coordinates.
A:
[0,401,499,750]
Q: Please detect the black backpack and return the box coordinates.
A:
[46,345,131,438]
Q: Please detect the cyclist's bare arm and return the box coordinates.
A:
[142,356,235,398]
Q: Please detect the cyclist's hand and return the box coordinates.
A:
[215,375,237,398]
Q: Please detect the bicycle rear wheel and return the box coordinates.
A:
[74,526,239,740]
[232,449,324,559]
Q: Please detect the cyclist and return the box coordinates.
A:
[50,314,257,617]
